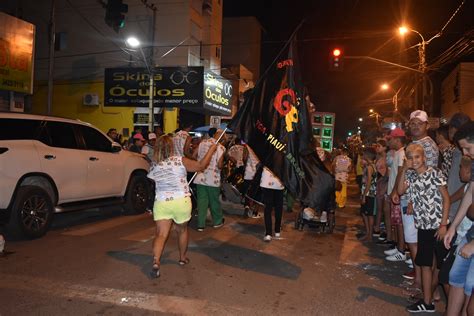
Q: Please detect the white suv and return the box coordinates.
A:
[0,112,151,239]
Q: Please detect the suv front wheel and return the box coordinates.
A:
[9,186,54,239]
[124,174,150,214]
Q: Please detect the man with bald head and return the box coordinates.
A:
[194,128,226,231]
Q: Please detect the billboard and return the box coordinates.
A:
[0,13,35,94]
[203,71,232,115]
[104,67,233,116]
[104,67,203,107]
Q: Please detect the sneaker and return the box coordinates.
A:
[384,246,399,256]
[320,211,327,223]
[213,219,225,228]
[372,231,381,237]
[403,270,415,280]
[251,212,261,219]
[386,251,407,262]
[376,239,394,246]
[197,227,205,232]
[274,232,281,239]
[378,232,387,241]
[405,258,413,265]
[406,300,435,313]
[408,263,414,269]
[263,235,272,242]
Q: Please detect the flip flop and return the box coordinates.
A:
[179,258,190,266]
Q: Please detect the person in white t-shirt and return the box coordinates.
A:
[172,123,193,158]
[147,135,217,278]
[260,167,284,242]
[194,128,226,231]
[141,132,157,162]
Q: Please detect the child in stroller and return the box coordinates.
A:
[295,204,335,233]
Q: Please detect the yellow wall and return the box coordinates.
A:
[32,80,139,137]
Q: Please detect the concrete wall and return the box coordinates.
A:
[441,62,474,119]
[222,16,261,80]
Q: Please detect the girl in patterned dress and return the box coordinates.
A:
[398,143,450,313]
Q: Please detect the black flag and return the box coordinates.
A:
[228,36,335,211]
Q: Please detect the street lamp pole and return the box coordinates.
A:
[398,27,430,113]
[127,37,154,133]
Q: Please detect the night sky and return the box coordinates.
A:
[223,0,474,141]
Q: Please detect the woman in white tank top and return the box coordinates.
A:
[147,135,217,278]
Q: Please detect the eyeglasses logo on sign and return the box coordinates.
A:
[104,67,203,107]
[170,70,200,85]
[203,71,232,115]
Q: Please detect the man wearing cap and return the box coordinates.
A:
[129,133,146,154]
[409,110,439,168]
[142,133,157,162]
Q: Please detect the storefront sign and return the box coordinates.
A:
[105,67,232,116]
[0,13,35,94]
[203,71,232,115]
[104,67,204,107]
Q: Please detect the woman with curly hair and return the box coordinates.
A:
[147,135,217,278]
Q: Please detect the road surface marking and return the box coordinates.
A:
[0,273,243,315]
[62,214,148,236]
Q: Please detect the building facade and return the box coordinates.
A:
[441,62,474,119]
[0,0,224,135]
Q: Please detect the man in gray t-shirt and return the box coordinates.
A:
[447,112,471,221]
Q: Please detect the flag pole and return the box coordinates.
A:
[253,19,305,89]
[188,127,228,185]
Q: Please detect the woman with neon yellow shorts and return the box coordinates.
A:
[147,135,217,278]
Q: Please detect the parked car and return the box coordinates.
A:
[0,112,151,239]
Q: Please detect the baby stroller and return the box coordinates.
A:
[295,206,335,233]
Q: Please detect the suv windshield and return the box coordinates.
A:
[0,118,42,140]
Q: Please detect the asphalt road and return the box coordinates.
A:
[0,181,445,315]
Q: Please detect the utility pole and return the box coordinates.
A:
[47,0,56,115]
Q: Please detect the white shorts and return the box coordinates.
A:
[402,212,418,243]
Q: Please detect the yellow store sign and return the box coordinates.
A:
[0,13,35,94]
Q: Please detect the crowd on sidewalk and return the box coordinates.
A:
[356,110,474,314]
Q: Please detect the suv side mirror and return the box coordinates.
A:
[111,142,122,153]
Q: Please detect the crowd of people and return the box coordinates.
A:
[1,108,469,316]
[351,110,473,314]
[115,123,290,278]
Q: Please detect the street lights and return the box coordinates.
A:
[126,37,154,131]
[379,83,401,112]
[398,26,426,72]
[369,108,381,127]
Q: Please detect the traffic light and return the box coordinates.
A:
[329,48,344,71]
[105,0,128,33]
